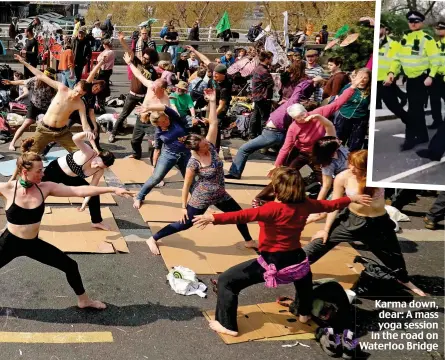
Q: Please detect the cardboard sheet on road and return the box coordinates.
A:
[110,158,183,184]
[138,188,258,222]
[203,301,315,344]
[152,219,362,286]
[149,222,259,274]
[38,207,129,253]
[223,159,272,186]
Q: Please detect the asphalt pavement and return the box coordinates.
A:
[0,64,443,360]
[372,105,445,187]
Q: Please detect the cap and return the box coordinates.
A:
[176,81,188,90]
[214,64,227,75]
[406,11,425,23]
[305,49,319,56]
[436,21,445,30]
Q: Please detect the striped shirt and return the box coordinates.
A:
[305,64,324,104]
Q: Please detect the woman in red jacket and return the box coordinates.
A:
[193,167,371,337]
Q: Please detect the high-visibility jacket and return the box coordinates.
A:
[436,37,445,75]
[378,36,399,81]
[389,30,440,78]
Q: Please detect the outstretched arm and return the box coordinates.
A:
[184,45,211,66]
[14,54,62,91]
[47,182,133,198]
[123,52,153,88]
[86,58,105,83]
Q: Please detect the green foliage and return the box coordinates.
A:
[381,12,409,41]
[324,26,374,71]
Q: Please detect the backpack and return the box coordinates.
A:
[190,79,204,101]
[289,279,352,329]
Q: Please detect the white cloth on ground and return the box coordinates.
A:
[167,266,207,298]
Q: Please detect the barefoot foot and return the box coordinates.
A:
[146,236,160,255]
[77,299,107,310]
[92,222,111,231]
[244,240,258,249]
[299,315,311,324]
[398,280,427,296]
[209,320,238,336]
[133,199,142,209]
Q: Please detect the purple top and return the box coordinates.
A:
[269,79,314,132]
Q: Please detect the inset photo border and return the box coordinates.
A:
[367,0,445,191]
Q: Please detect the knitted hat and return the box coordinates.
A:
[214,64,227,75]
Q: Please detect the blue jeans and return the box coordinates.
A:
[136,149,190,201]
[168,45,179,66]
[228,128,285,178]
[61,70,76,89]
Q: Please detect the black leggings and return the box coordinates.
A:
[303,208,409,283]
[0,229,85,295]
[216,248,313,332]
[42,160,103,224]
[153,196,252,241]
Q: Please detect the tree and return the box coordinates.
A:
[86,2,254,29]
[261,1,375,34]
[323,25,374,71]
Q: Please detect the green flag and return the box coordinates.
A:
[216,11,231,35]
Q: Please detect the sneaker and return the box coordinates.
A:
[341,330,359,359]
[424,216,437,230]
[154,181,165,188]
[315,327,341,357]
[108,134,116,143]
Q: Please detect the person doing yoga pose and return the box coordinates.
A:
[38,133,115,231]
[303,150,426,296]
[146,89,256,255]
[193,167,372,337]
[0,145,132,309]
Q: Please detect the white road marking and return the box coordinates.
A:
[392,133,405,138]
[378,157,445,183]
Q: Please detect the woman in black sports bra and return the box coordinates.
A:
[37,132,116,231]
[0,145,133,309]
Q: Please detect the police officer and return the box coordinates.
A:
[385,11,441,151]
[378,21,409,123]
[429,21,445,130]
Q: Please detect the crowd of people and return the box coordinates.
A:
[0,13,432,359]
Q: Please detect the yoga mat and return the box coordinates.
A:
[38,207,129,253]
[0,149,69,176]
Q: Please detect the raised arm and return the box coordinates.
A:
[118,31,133,56]
[86,58,105,83]
[184,45,211,66]
[123,52,153,88]
[14,55,62,91]
[204,89,218,146]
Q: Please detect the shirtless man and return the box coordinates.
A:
[123,52,169,160]
[14,54,94,155]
